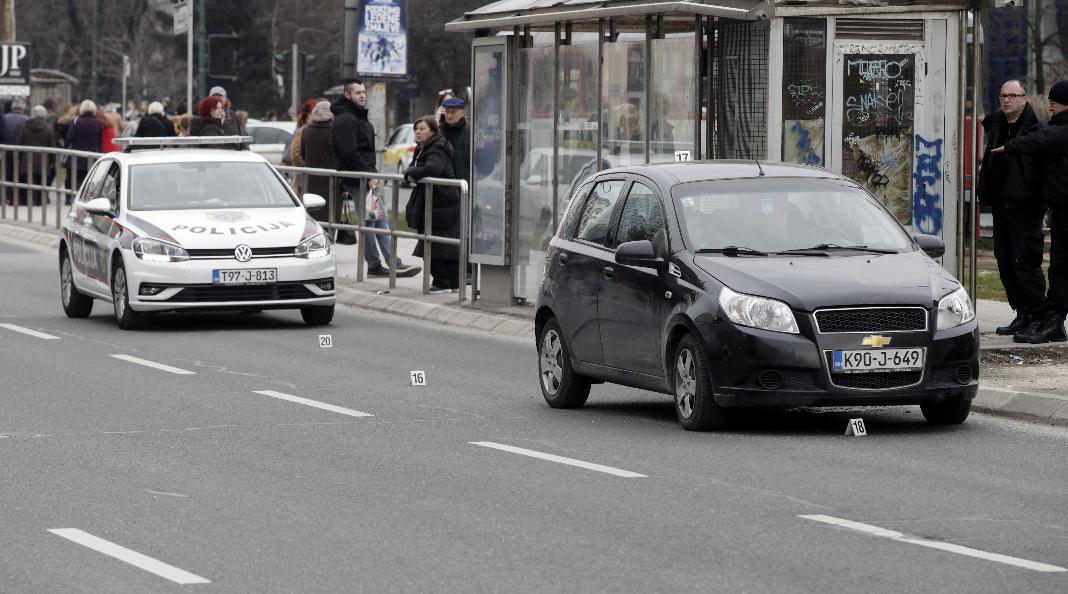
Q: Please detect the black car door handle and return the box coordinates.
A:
[558,252,569,264]
[603,266,614,279]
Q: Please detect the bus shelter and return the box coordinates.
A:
[447,0,991,306]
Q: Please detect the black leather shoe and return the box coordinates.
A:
[1014,314,1068,344]
[996,314,1031,336]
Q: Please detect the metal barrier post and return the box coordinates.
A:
[355,176,366,282]
[40,150,48,227]
[0,149,6,219]
[12,150,20,222]
[458,181,468,304]
[55,153,64,228]
[423,182,433,294]
[328,173,336,232]
[389,178,399,289]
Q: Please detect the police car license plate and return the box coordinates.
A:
[832,348,924,373]
[213,268,277,285]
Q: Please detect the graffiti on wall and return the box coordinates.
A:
[913,135,943,235]
[784,119,824,166]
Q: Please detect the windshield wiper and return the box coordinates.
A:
[783,244,897,255]
[696,245,769,257]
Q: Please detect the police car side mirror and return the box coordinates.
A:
[913,233,945,258]
[84,197,114,217]
[302,193,327,210]
[615,239,665,270]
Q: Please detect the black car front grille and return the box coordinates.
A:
[830,371,923,390]
[186,247,296,259]
[815,307,928,333]
[165,281,316,302]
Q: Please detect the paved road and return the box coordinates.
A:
[2,236,1067,593]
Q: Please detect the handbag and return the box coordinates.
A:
[335,193,358,245]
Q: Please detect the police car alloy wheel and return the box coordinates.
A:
[59,250,93,318]
[537,318,590,408]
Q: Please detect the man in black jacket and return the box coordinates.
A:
[995,80,1068,343]
[330,79,416,277]
[441,97,471,185]
[977,79,1047,338]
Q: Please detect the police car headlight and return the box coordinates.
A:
[937,286,975,330]
[294,233,330,259]
[718,286,799,334]
[132,238,189,263]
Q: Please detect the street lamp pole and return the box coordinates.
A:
[91,0,99,101]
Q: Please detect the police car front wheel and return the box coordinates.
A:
[300,304,334,326]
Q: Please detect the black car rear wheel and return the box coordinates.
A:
[920,399,971,425]
[538,317,590,408]
[674,335,728,431]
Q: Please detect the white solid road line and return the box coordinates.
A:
[47,528,210,585]
[0,323,59,340]
[800,514,1067,573]
[252,390,374,418]
[109,354,196,375]
[470,441,647,478]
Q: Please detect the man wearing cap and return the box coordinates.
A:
[441,97,471,186]
[994,80,1068,343]
[209,86,246,136]
[976,80,1047,339]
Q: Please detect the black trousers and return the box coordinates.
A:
[1047,205,1068,316]
[991,202,1047,314]
[431,259,461,290]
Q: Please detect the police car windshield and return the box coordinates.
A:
[672,177,913,254]
[127,162,298,211]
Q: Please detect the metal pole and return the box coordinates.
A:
[644,16,652,163]
[91,0,99,101]
[423,181,433,294]
[40,150,48,226]
[356,175,366,282]
[596,19,604,172]
[197,0,207,96]
[291,43,299,116]
[187,3,193,114]
[552,23,560,230]
[390,179,400,290]
[121,55,129,122]
[956,11,967,279]
[55,153,63,228]
[13,150,19,221]
[694,15,703,160]
[969,9,981,306]
[458,180,468,303]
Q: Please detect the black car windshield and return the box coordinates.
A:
[128,161,298,211]
[672,177,913,253]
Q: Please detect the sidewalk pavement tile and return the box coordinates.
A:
[494,319,532,336]
[1001,393,1068,419]
[445,310,481,327]
[469,315,506,332]
[405,302,438,319]
[425,307,456,324]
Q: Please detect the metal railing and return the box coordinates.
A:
[0,144,471,304]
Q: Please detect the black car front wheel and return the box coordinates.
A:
[920,399,971,425]
[538,317,590,408]
[674,334,728,431]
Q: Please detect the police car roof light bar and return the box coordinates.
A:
[115,136,254,152]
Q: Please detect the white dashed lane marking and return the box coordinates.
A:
[469,441,647,478]
[47,528,211,585]
[109,354,196,375]
[252,390,374,418]
[800,514,1067,573]
[0,323,59,340]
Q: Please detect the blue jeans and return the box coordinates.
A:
[341,181,391,269]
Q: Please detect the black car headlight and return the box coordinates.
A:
[294,233,331,259]
[718,286,799,334]
[132,237,189,263]
[936,286,975,330]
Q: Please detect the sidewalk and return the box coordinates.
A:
[3,217,1065,426]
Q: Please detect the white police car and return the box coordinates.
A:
[59,136,336,330]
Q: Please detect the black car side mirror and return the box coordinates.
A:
[913,233,945,258]
[615,240,664,269]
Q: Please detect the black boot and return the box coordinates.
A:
[996,313,1032,336]
[1014,312,1068,344]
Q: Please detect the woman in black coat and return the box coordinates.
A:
[299,101,339,225]
[405,115,462,291]
[189,96,226,136]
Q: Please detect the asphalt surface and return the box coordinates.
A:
[2,236,1068,593]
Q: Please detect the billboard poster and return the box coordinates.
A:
[469,41,507,265]
[356,0,407,79]
[0,42,32,98]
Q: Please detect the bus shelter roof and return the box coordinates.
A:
[444,0,772,32]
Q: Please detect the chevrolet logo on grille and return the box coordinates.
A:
[861,335,892,348]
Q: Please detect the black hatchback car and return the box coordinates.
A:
[535,161,979,431]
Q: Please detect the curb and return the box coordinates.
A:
[4,218,1066,425]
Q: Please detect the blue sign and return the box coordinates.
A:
[356,0,407,79]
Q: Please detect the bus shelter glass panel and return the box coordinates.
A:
[514,46,555,302]
[470,42,508,264]
[557,42,600,221]
[781,18,827,166]
[601,39,647,167]
[841,54,915,226]
[650,36,696,162]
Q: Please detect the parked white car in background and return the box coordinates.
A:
[246,120,297,165]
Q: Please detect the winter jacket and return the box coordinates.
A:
[220,109,245,136]
[135,113,176,137]
[1004,109,1068,207]
[405,134,461,261]
[2,112,28,144]
[290,127,306,167]
[189,116,225,137]
[102,123,120,153]
[67,114,105,172]
[16,117,57,175]
[330,96,376,172]
[442,117,471,185]
[977,103,1045,209]
[299,121,338,223]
